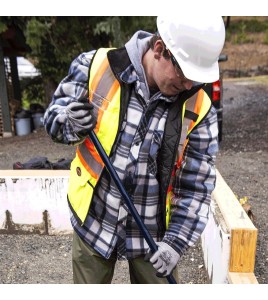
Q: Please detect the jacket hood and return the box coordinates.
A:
[125,30,153,100]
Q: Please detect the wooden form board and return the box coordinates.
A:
[214,171,258,273]
[228,272,259,284]
[202,170,258,284]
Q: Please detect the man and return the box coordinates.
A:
[44,16,225,284]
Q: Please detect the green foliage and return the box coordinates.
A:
[0,22,8,33]
[22,16,157,89]
[25,18,51,54]
[93,16,156,47]
[0,16,15,33]
[20,76,45,109]
[232,23,254,44]
[0,16,29,33]
[228,18,268,33]
[25,17,112,83]
[1,16,157,107]
[2,16,157,83]
[226,17,268,44]
[264,29,268,45]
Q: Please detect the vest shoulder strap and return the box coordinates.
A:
[77,48,122,180]
[177,89,211,167]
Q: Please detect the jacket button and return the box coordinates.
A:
[76,167,81,176]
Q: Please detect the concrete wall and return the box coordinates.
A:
[201,197,231,283]
[0,171,72,234]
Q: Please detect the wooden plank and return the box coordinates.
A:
[212,170,258,274]
[228,272,259,284]
[213,170,256,230]
[229,229,258,272]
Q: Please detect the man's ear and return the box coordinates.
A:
[154,40,165,60]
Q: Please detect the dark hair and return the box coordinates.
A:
[148,34,170,59]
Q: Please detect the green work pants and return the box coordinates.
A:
[72,231,179,284]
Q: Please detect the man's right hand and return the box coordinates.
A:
[66,101,96,138]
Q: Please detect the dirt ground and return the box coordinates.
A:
[1,34,268,284]
[221,40,268,78]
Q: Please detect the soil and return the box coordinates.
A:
[221,39,268,78]
[0,39,268,284]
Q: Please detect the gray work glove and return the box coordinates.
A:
[66,101,96,139]
[145,242,180,277]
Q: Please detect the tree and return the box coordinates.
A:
[1,17,157,107]
[25,16,156,107]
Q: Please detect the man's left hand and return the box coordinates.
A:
[146,242,180,277]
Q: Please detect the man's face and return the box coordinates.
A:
[151,41,193,97]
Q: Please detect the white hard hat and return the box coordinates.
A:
[157,16,226,83]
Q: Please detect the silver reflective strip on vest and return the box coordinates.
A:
[89,66,115,116]
[78,139,103,177]
[96,66,115,95]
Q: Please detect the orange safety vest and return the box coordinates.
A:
[67,48,212,227]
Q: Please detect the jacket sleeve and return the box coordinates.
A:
[43,50,95,145]
[162,105,219,257]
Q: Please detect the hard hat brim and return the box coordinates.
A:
[177,57,220,83]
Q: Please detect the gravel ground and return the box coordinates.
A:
[215,78,268,285]
[0,78,267,284]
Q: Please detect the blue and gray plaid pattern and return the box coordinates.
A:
[44,50,218,260]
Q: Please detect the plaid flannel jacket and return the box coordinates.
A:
[44,50,219,260]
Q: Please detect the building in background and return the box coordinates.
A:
[0,23,31,137]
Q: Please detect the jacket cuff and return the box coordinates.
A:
[162,234,189,257]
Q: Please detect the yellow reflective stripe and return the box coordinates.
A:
[177,92,199,165]
[166,190,172,229]
[187,90,211,135]
[177,89,212,165]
